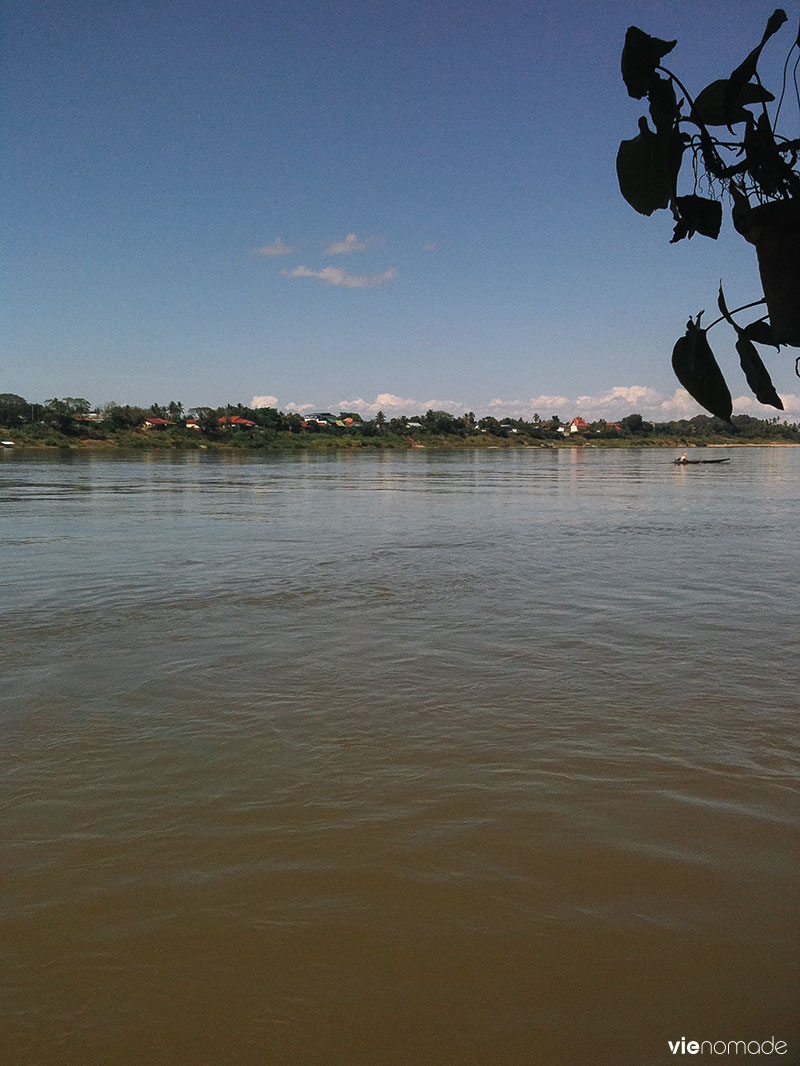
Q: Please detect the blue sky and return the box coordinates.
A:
[4,0,800,420]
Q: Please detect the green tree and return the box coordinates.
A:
[281,412,304,432]
[102,403,147,429]
[0,393,29,426]
[189,407,221,434]
[423,409,458,434]
[478,416,502,435]
[253,406,280,430]
[621,413,654,435]
[43,397,91,433]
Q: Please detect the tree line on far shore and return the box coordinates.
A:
[2,392,800,446]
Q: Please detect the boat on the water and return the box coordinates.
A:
[673,457,731,465]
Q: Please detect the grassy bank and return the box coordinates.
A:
[3,424,798,452]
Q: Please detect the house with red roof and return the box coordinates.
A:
[218,415,257,428]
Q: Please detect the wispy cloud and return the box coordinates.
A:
[251,394,279,409]
[282,265,397,289]
[252,238,296,257]
[323,233,372,255]
[423,240,436,252]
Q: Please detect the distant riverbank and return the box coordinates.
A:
[5,398,800,450]
[3,431,799,453]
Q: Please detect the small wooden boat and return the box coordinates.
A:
[673,457,731,465]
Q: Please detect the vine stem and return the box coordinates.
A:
[656,66,697,114]
[704,298,767,332]
[656,65,731,179]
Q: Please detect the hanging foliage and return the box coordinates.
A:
[617,10,800,415]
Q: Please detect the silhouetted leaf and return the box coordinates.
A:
[743,320,780,349]
[736,336,784,408]
[717,282,740,331]
[671,315,733,420]
[621,27,677,99]
[692,78,774,126]
[717,282,778,353]
[648,75,679,133]
[724,9,787,127]
[671,195,722,241]
[617,118,683,215]
[730,182,753,236]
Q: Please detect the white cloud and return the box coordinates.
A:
[254,386,800,422]
[330,389,723,421]
[654,389,700,418]
[252,238,296,257]
[335,393,466,416]
[566,384,798,421]
[570,386,696,421]
[732,392,800,415]
[373,392,421,411]
[778,393,800,414]
[323,233,371,255]
[576,385,663,411]
[281,265,397,289]
[487,395,570,418]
